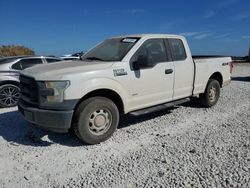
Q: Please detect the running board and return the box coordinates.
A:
[129,98,190,116]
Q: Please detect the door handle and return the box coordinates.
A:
[165,69,173,74]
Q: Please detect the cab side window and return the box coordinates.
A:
[46,58,62,63]
[132,38,168,66]
[168,39,187,61]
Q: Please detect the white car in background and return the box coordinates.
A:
[60,52,85,61]
[0,56,62,107]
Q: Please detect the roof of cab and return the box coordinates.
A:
[111,33,183,39]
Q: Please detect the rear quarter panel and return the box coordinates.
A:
[0,64,20,84]
[193,57,232,95]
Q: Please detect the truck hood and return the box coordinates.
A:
[22,60,114,80]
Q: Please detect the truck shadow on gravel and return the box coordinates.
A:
[0,104,200,147]
[0,107,182,147]
[0,110,83,147]
[0,108,175,147]
[180,98,205,109]
[119,99,205,129]
[231,76,250,82]
[119,107,178,129]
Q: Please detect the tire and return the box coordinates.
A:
[0,84,20,108]
[200,79,220,107]
[73,97,119,144]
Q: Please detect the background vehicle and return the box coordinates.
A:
[60,52,85,61]
[60,56,79,61]
[0,56,62,107]
[18,34,232,144]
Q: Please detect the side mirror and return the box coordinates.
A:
[133,55,153,70]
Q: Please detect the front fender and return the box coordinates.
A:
[64,78,130,113]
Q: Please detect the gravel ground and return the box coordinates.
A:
[0,64,249,188]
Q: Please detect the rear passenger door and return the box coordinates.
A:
[167,38,194,100]
[19,58,43,69]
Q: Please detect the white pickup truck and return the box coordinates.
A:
[18,34,232,144]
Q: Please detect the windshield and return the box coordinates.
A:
[82,37,140,62]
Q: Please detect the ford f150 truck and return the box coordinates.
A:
[18,34,232,144]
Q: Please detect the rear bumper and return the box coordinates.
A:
[18,104,74,133]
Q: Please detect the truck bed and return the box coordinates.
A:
[192,55,230,59]
[192,56,232,95]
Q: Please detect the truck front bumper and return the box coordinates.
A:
[18,104,74,133]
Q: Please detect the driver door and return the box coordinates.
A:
[127,38,174,110]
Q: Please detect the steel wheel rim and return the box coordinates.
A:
[208,86,217,102]
[88,108,112,136]
[0,86,20,107]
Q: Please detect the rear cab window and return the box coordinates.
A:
[168,39,187,61]
[45,58,62,63]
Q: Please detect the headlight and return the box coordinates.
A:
[44,81,70,102]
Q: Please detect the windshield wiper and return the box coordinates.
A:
[85,57,104,61]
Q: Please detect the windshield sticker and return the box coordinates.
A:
[122,38,138,43]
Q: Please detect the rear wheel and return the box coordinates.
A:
[200,79,220,107]
[0,84,20,108]
[73,97,119,144]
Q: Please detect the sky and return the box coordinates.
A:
[0,0,250,56]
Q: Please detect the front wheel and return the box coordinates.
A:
[199,79,220,107]
[73,97,119,144]
[0,84,20,108]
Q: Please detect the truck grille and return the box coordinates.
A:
[19,75,39,106]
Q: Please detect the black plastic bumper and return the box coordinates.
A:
[18,104,74,133]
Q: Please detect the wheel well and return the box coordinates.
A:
[209,72,223,87]
[75,89,125,115]
[0,80,20,87]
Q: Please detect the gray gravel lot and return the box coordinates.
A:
[0,64,249,188]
